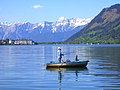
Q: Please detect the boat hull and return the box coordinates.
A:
[46,60,89,68]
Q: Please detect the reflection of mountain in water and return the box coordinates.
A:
[86,46,120,68]
[46,67,88,90]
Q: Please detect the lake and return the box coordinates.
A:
[0,44,120,90]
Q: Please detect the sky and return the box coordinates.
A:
[0,0,120,23]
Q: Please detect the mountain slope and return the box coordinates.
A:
[67,4,120,44]
[0,17,92,42]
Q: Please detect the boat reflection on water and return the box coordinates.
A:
[46,67,88,90]
[46,67,88,71]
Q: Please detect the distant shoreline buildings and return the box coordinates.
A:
[0,39,35,45]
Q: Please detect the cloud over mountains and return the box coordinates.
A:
[32,5,44,9]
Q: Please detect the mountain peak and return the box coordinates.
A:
[0,22,12,26]
[109,4,120,9]
[58,17,67,21]
[56,17,92,27]
[105,4,120,14]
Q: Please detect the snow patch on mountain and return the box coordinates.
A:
[0,17,92,42]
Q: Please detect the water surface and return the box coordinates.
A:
[0,44,120,90]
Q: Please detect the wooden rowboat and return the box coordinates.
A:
[46,60,89,68]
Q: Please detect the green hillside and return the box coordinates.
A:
[67,4,120,44]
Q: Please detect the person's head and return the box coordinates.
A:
[58,47,61,50]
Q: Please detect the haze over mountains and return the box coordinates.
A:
[0,17,92,42]
[67,4,120,44]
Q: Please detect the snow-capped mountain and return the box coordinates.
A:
[0,17,92,42]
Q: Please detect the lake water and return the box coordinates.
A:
[0,44,120,90]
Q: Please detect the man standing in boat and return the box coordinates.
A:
[57,47,64,63]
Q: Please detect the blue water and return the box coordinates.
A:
[0,44,120,90]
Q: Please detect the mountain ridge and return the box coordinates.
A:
[0,17,92,42]
[67,4,120,44]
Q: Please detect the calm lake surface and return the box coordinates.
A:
[0,44,120,90]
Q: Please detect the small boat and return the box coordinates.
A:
[46,60,89,68]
